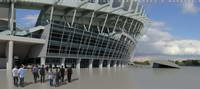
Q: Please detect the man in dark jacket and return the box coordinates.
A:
[67,67,73,83]
[40,65,46,83]
[55,68,61,87]
[60,66,65,82]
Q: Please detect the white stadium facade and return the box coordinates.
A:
[0,0,149,70]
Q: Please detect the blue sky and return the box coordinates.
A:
[16,9,40,29]
[144,2,200,40]
[135,1,200,57]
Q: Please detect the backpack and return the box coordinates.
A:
[40,68,45,75]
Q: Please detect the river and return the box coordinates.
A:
[0,67,199,89]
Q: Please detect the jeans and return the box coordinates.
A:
[19,77,24,87]
[33,72,39,83]
[67,74,72,82]
[13,77,18,87]
[49,79,53,86]
[55,78,59,86]
[61,75,64,82]
[40,75,45,83]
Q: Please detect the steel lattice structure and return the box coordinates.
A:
[0,0,150,69]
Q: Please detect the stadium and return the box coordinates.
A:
[0,0,149,70]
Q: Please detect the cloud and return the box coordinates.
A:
[134,20,200,57]
[150,21,165,27]
[158,40,200,55]
[182,0,199,14]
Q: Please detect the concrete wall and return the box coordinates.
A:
[0,43,6,58]
[0,7,8,21]
[28,45,44,58]
[13,44,32,58]
[0,58,7,69]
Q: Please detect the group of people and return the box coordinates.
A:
[12,65,28,87]
[12,64,73,87]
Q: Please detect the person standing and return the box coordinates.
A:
[45,65,49,72]
[39,65,46,83]
[67,67,73,83]
[48,68,54,87]
[55,68,61,87]
[60,66,65,83]
[32,65,39,83]
[12,65,19,87]
[18,65,28,87]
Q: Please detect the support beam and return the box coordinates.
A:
[123,61,127,68]
[76,59,81,69]
[95,3,109,11]
[107,60,111,69]
[113,60,117,68]
[109,7,123,13]
[99,60,104,69]
[118,61,121,67]
[88,12,95,31]
[6,41,13,70]
[89,59,93,69]
[119,61,122,68]
[49,6,54,25]
[9,2,14,35]
[113,16,120,33]
[128,0,134,11]
[135,2,139,14]
[78,0,89,8]
[128,19,134,33]
[61,58,65,66]
[40,57,46,66]
[7,2,15,70]
[71,9,77,27]
[101,14,109,33]
[122,61,125,68]
[41,5,55,59]
[122,18,128,32]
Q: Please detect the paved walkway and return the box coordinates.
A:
[0,68,129,89]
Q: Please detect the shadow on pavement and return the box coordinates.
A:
[23,82,33,87]
[71,78,79,83]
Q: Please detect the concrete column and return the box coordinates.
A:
[107,60,111,69]
[7,1,15,71]
[124,62,127,68]
[89,59,93,69]
[116,61,119,67]
[61,58,65,66]
[118,61,122,68]
[6,41,14,70]
[76,59,81,69]
[122,61,125,68]
[122,61,127,68]
[124,61,128,68]
[40,57,46,66]
[9,2,14,35]
[113,60,117,68]
[99,60,104,69]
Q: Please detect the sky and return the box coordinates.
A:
[16,9,40,29]
[134,0,200,58]
[15,0,200,58]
